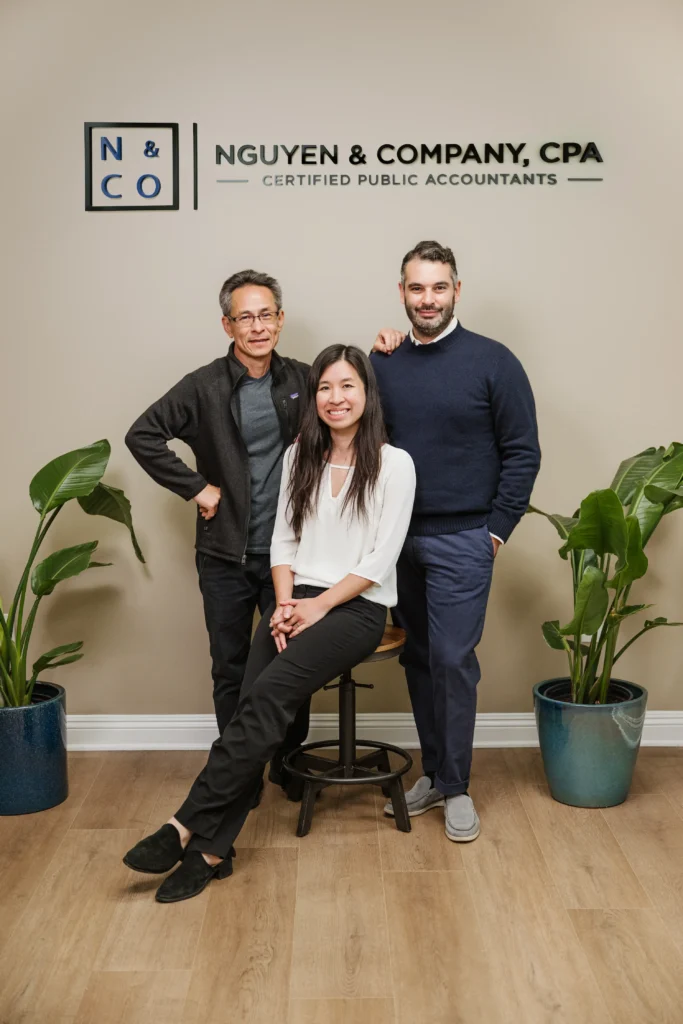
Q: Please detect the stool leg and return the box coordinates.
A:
[387,778,411,833]
[338,671,356,778]
[378,749,392,796]
[297,781,319,837]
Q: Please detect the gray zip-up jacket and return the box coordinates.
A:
[125,345,310,563]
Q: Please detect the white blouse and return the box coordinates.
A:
[270,443,416,607]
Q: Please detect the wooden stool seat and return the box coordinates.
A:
[283,622,413,837]
[362,625,406,661]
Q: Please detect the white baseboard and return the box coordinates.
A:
[65,711,683,751]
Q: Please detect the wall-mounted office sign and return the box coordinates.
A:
[84,122,603,212]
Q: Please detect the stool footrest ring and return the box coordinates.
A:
[282,739,413,837]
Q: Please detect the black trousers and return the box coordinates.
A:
[177,585,386,857]
[196,551,310,777]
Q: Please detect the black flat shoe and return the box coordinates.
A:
[269,762,305,801]
[155,849,235,903]
[123,823,184,874]
[268,762,286,788]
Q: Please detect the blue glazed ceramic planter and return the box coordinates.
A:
[0,682,68,815]
[534,677,647,808]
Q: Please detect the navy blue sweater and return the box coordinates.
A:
[370,322,541,542]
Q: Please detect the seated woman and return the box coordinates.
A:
[123,344,416,903]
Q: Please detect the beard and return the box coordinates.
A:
[407,298,456,338]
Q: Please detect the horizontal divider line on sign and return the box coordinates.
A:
[64,711,683,751]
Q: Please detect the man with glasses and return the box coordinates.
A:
[126,270,311,793]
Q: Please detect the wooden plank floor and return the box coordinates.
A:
[3,747,683,1023]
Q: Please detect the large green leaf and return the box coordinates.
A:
[30,440,111,514]
[542,620,567,650]
[31,542,99,596]
[663,496,683,516]
[628,445,683,545]
[609,515,648,591]
[78,483,145,563]
[610,447,665,504]
[32,642,84,678]
[644,484,683,505]
[559,566,608,637]
[643,484,683,521]
[561,490,627,559]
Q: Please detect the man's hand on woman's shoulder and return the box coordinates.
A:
[372,328,405,355]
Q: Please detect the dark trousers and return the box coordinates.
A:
[197,552,311,777]
[177,585,386,857]
[394,527,494,796]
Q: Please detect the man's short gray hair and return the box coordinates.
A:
[400,241,458,286]
[219,269,283,317]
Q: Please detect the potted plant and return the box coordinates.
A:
[529,444,683,807]
[0,440,144,814]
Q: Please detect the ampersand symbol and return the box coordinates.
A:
[349,145,367,165]
[144,140,160,158]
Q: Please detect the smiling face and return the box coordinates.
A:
[399,258,461,340]
[221,284,284,364]
[315,359,367,433]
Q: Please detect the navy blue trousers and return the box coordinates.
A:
[394,527,494,796]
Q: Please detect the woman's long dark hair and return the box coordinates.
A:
[288,345,387,539]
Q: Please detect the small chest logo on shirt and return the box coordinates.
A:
[289,393,299,399]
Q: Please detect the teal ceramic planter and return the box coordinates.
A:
[0,682,68,815]
[534,677,647,808]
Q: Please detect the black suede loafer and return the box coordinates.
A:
[123,823,184,874]
[155,849,235,903]
[269,763,305,802]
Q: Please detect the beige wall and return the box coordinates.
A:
[2,0,683,715]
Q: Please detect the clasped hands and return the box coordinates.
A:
[269,597,327,652]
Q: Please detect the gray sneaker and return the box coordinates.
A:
[444,794,480,842]
[384,775,445,818]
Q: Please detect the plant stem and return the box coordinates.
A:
[0,651,16,705]
[614,627,651,664]
[20,597,42,657]
[572,633,582,702]
[597,623,620,704]
[580,633,599,702]
[20,597,42,704]
[14,508,60,644]
[592,585,628,703]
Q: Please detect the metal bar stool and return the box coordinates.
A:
[282,625,413,837]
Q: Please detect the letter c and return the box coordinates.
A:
[101,174,122,199]
[377,144,395,165]
[540,143,560,163]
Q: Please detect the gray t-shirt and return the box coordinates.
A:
[237,371,285,554]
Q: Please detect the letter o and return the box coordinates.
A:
[397,144,418,164]
[136,174,161,198]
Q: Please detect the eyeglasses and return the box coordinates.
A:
[226,310,280,326]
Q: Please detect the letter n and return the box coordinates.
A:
[100,136,122,161]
